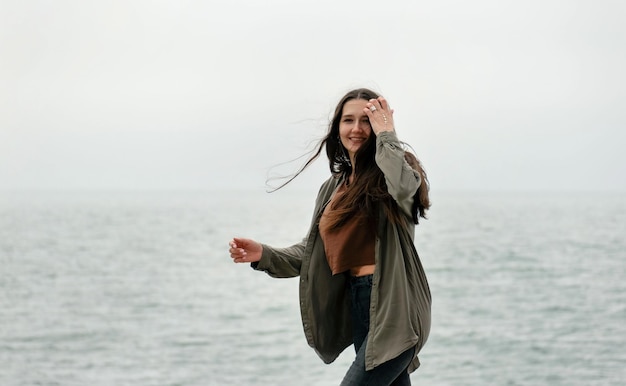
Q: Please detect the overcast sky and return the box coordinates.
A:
[1,0,625,192]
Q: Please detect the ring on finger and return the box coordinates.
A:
[369,105,377,112]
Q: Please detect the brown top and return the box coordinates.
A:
[318,182,376,275]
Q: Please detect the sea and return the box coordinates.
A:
[1,189,625,386]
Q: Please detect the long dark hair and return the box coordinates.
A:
[271,88,430,226]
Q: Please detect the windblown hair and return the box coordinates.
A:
[271,88,430,227]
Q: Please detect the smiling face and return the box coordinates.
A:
[338,99,372,163]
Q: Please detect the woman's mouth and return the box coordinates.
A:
[350,137,366,144]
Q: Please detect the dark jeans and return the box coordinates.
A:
[340,274,415,386]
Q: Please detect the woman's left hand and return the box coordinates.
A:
[364,97,395,135]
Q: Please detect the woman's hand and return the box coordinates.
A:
[364,96,395,135]
[229,237,263,263]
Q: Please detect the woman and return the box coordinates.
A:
[228,88,431,385]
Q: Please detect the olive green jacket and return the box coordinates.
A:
[251,131,431,372]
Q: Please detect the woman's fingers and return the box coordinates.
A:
[229,240,247,261]
[367,97,389,111]
[229,247,247,257]
[228,237,262,263]
[365,98,391,115]
[367,98,381,111]
[364,97,394,134]
[378,96,389,111]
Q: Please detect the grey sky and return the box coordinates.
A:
[2,0,625,192]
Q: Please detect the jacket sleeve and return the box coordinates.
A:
[375,131,421,218]
[250,176,338,279]
[250,240,305,278]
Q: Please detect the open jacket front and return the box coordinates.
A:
[251,131,431,372]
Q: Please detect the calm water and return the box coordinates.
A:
[1,190,625,385]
